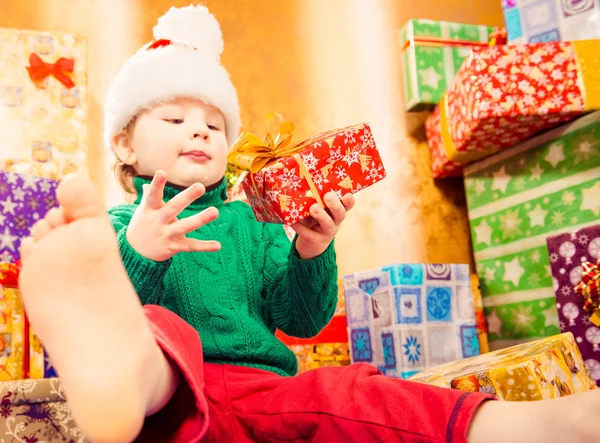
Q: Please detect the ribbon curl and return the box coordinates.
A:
[26,53,76,89]
[227,113,324,209]
[575,261,600,326]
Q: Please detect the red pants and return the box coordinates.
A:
[136,306,492,443]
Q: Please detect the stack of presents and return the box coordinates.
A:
[1,1,600,439]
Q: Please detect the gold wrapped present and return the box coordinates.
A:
[0,28,88,179]
[409,333,596,400]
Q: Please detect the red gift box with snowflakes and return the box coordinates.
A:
[425,39,600,178]
[231,121,386,225]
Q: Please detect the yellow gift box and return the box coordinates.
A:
[409,333,596,400]
[0,28,88,179]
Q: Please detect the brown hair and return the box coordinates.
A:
[112,118,138,194]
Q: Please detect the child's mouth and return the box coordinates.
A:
[182,150,211,162]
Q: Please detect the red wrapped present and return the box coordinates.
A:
[426,39,600,178]
[227,113,386,224]
[575,260,600,326]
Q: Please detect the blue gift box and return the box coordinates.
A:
[343,264,480,378]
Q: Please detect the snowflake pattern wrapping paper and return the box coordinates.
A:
[410,332,596,400]
[502,0,600,45]
[425,39,600,178]
[399,19,494,112]
[464,111,600,351]
[0,28,88,179]
[237,123,385,225]
[547,225,600,385]
[343,264,480,379]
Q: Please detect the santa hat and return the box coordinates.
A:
[103,5,240,150]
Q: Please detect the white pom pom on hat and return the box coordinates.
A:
[104,4,240,150]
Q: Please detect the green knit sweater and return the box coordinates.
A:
[108,176,339,376]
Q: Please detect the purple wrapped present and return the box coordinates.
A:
[547,225,600,386]
[0,170,58,263]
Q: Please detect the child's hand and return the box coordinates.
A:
[292,192,355,260]
[126,170,221,262]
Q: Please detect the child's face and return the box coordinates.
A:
[117,97,229,188]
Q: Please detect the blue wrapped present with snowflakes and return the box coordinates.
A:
[343,263,480,378]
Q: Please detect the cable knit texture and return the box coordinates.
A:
[108,177,338,376]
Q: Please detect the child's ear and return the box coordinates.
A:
[112,130,137,166]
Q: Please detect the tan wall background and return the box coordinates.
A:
[0,0,504,276]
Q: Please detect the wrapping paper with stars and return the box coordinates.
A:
[464,111,600,351]
[547,225,600,386]
[343,263,480,379]
[0,170,58,263]
[398,19,494,112]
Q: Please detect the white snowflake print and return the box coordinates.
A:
[280,165,300,184]
[301,152,319,171]
[311,171,329,190]
[343,150,360,167]
[329,148,343,163]
[550,252,559,263]
[289,178,303,191]
[551,70,564,81]
[583,315,593,326]
[335,166,347,180]
[560,321,566,330]
[333,189,343,200]
[283,201,303,224]
[343,128,359,145]
[359,129,375,149]
[579,234,590,245]
[266,189,281,202]
[366,161,384,183]
[263,167,277,184]
[561,285,572,296]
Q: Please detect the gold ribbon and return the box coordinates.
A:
[572,40,600,111]
[228,113,324,208]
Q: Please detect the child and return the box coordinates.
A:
[17,5,600,443]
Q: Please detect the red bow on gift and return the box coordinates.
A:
[26,53,75,89]
[0,261,21,288]
[575,261,600,326]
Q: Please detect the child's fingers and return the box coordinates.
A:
[324,192,346,225]
[176,238,222,253]
[163,183,206,221]
[169,206,219,236]
[310,203,336,235]
[143,170,168,210]
[341,193,356,212]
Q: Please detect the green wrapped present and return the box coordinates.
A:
[465,111,600,350]
[399,19,494,112]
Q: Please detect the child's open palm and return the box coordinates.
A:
[126,170,221,262]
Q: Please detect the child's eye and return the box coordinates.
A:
[165,118,184,124]
[208,124,220,131]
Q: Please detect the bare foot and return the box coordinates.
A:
[19,175,178,443]
[468,388,599,442]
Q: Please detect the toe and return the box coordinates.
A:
[44,207,67,228]
[57,175,105,222]
[19,237,34,261]
[30,220,50,240]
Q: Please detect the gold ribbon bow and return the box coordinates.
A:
[227,113,324,208]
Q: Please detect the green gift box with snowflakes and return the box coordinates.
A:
[465,111,600,351]
[343,264,480,379]
[399,19,494,112]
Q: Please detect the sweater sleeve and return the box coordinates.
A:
[108,205,172,305]
[261,223,339,338]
